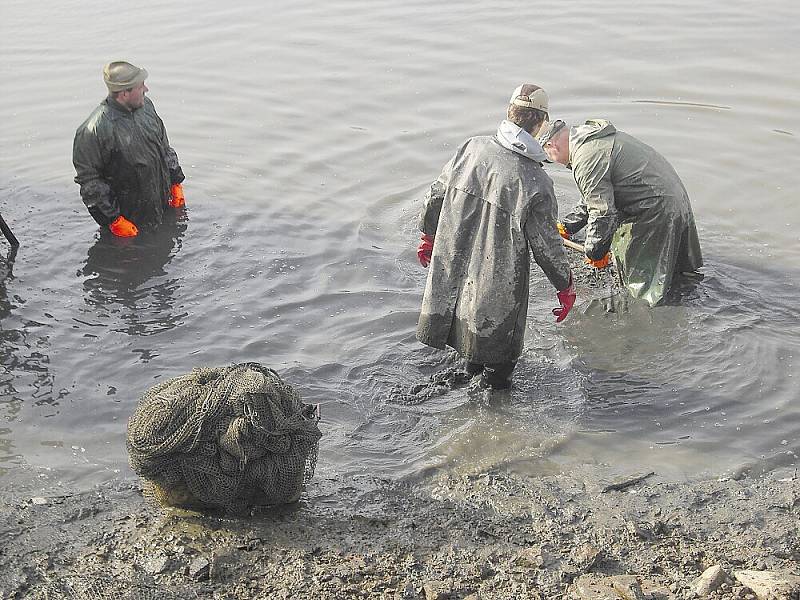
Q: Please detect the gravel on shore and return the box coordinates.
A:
[1,464,797,599]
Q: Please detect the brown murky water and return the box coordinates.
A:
[1,0,798,499]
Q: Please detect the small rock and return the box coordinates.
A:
[188,556,211,581]
[561,567,580,584]
[143,554,170,575]
[642,582,673,600]
[514,546,545,569]
[93,545,111,561]
[423,580,447,600]
[395,582,417,600]
[611,575,646,600]
[691,565,730,596]
[479,561,495,579]
[574,544,601,571]
[210,547,238,579]
[733,570,800,600]
[30,497,48,506]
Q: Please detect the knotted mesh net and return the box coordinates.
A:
[127,362,321,509]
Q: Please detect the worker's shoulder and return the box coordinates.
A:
[75,100,115,137]
[612,130,662,157]
[459,133,495,149]
[455,134,520,164]
[444,134,498,167]
[140,96,165,121]
[572,133,615,166]
[142,96,159,113]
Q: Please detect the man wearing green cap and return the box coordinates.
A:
[415,84,575,390]
[539,118,703,306]
[72,61,186,237]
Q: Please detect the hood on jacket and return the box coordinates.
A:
[570,119,616,147]
[495,120,548,163]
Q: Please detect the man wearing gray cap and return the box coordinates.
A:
[415,84,575,390]
[73,61,186,237]
[538,118,702,306]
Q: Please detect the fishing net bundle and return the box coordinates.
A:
[127,362,321,509]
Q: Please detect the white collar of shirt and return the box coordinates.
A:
[495,120,548,163]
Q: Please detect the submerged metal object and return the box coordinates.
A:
[0,212,19,247]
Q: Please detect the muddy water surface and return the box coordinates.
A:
[1,0,798,500]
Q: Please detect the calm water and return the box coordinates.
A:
[1,0,798,496]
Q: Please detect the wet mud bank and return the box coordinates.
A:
[1,466,797,599]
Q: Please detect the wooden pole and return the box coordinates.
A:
[562,238,585,253]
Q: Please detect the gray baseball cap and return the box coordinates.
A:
[537,119,567,146]
[103,61,148,92]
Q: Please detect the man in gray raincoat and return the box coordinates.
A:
[415,84,576,390]
[539,119,703,306]
[73,61,186,238]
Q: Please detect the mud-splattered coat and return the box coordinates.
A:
[562,120,703,306]
[417,135,571,364]
[73,96,184,230]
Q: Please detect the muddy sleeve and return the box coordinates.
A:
[150,100,185,185]
[166,145,185,185]
[524,189,572,291]
[572,148,618,260]
[418,148,461,236]
[160,127,185,185]
[418,180,446,236]
[72,126,119,226]
[561,202,589,235]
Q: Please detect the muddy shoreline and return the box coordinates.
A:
[2,464,797,599]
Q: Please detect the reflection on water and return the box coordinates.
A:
[0,245,17,281]
[0,247,31,474]
[80,211,188,338]
[0,244,57,411]
[0,204,191,481]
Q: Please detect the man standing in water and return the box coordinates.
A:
[538,119,702,306]
[73,61,186,238]
[415,84,575,390]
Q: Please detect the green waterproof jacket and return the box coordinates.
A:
[562,119,702,306]
[73,96,184,230]
[417,134,571,364]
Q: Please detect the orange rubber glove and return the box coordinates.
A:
[585,253,611,269]
[169,183,185,208]
[109,215,138,238]
[556,222,570,240]
[417,234,434,268]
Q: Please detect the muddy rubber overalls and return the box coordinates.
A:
[417,122,571,386]
[561,120,703,306]
[73,96,184,231]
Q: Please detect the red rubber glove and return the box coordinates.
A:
[553,273,576,323]
[417,234,434,268]
[169,183,185,208]
[585,253,611,269]
[556,222,570,240]
[109,215,138,238]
